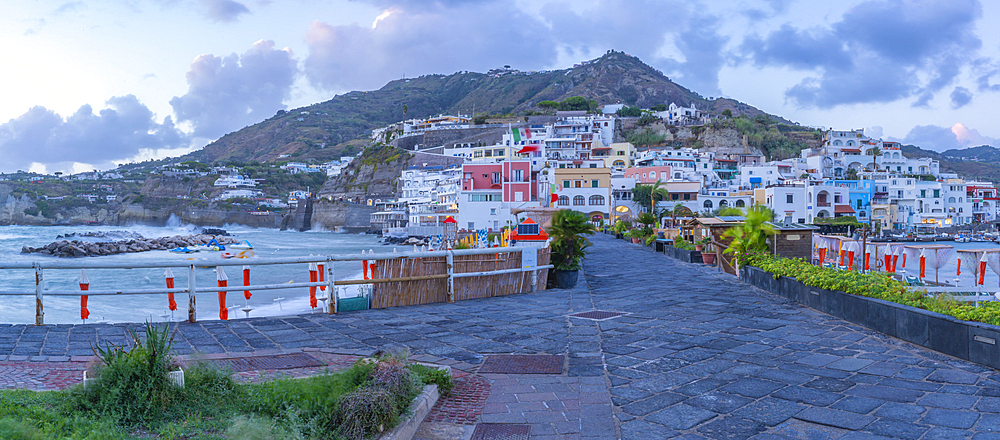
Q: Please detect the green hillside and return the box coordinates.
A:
[188,50,779,164]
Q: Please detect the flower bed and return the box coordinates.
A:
[742,254,1000,370]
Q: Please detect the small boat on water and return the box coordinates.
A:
[194,239,225,251]
[229,240,254,250]
[170,247,199,254]
[221,250,255,259]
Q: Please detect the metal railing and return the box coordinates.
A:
[0,247,553,325]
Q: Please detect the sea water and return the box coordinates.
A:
[0,223,390,324]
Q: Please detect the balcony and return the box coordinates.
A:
[817,202,831,207]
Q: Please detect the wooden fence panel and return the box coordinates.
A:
[371,248,550,308]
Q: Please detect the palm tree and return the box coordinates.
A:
[631,180,670,216]
[723,204,776,272]
[549,209,596,271]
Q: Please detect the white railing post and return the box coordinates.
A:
[326,257,336,314]
[34,263,44,326]
[446,250,455,302]
[187,264,197,323]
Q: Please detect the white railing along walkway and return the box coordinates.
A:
[0,247,552,325]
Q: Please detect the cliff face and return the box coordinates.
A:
[318,145,411,202]
[280,199,377,232]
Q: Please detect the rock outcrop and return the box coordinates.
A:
[21,234,238,258]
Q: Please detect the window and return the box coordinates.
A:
[513,169,523,182]
[683,194,691,200]
[589,195,605,205]
[857,199,862,208]
[661,172,667,180]
[617,150,625,155]
[920,190,926,198]
[468,222,474,229]
[490,208,496,215]
[704,200,713,209]
[933,189,940,198]
[562,180,570,188]
[589,163,597,168]
[787,194,794,203]
[834,195,842,204]
[591,180,599,188]
[575,180,582,188]
[573,195,585,205]
[558,196,569,206]
[735,199,746,207]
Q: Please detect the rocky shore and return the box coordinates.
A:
[21,234,239,258]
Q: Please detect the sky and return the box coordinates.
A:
[1,0,999,174]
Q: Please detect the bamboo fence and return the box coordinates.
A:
[371,248,550,308]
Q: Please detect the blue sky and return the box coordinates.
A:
[1,0,998,174]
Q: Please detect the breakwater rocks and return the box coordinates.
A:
[382,236,430,246]
[21,234,238,258]
[55,230,145,240]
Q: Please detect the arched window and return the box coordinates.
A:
[735,199,746,207]
[847,141,855,147]
[859,211,866,218]
[613,160,625,167]
[719,200,729,208]
[959,197,964,203]
[704,200,713,209]
[573,195,585,205]
[833,140,843,146]
[589,195,605,205]
[558,196,569,206]
[949,197,956,203]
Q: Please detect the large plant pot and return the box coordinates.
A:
[631,238,640,244]
[554,269,579,289]
[702,252,716,265]
[695,245,704,251]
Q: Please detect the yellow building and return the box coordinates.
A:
[593,142,634,171]
[553,168,613,221]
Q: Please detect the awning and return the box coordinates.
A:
[834,205,856,214]
[750,177,762,183]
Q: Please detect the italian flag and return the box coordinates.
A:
[511,127,532,142]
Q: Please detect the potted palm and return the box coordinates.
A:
[722,205,775,274]
[549,209,595,289]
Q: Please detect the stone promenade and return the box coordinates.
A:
[5,233,1000,439]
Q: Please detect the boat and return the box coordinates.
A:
[170,247,199,254]
[194,239,225,251]
[230,240,254,250]
[221,250,255,259]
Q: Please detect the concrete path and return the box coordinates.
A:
[5,233,1000,439]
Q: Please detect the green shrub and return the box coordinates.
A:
[409,364,454,395]
[744,254,1000,326]
[332,386,397,440]
[0,418,45,440]
[71,322,179,427]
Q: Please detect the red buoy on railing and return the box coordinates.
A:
[79,269,90,321]
[900,251,907,269]
[217,267,229,320]
[817,246,826,266]
[242,265,252,300]
[884,252,892,273]
[164,268,177,311]
[957,257,962,276]
[308,262,318,309]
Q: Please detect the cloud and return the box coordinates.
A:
[899,122,998,151]
[170,40,297,140]
[304,2,558,92]
[53,2,85,15]
[950,86,973,108]
[0,96,187,174]
[201,0,249,22]
[741,0,985,108]
[304,0,730,96]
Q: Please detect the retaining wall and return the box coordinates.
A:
[740,265,1000,370]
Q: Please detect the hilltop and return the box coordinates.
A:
[902,144,1000,183]
[188,51,780,164]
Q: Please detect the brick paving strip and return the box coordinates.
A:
[7,233,1000,438]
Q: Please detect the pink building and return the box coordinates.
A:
[458,160,537,231]
[625,166,672,183]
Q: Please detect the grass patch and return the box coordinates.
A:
[0,325,445,440]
